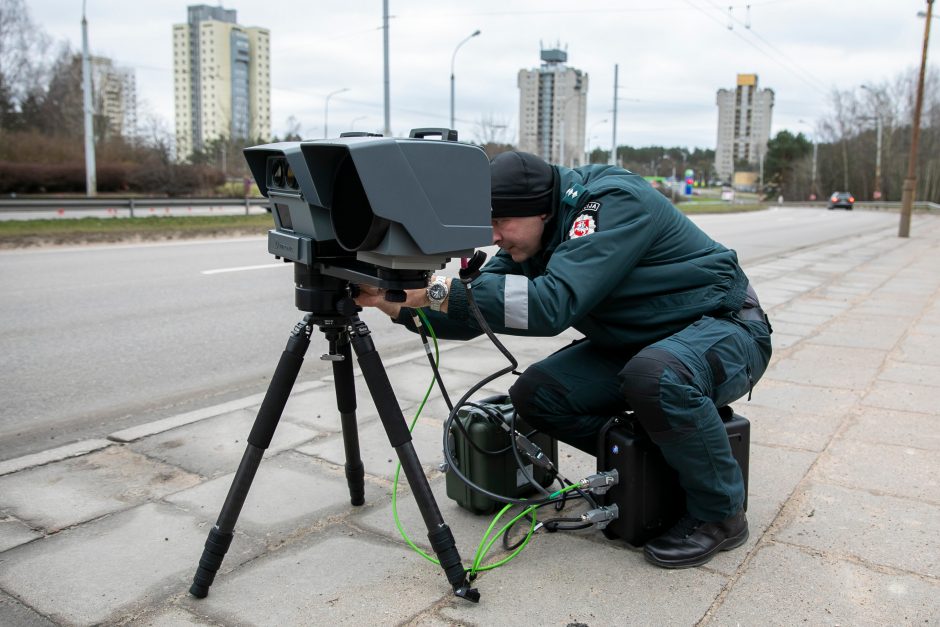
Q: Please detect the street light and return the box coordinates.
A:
[450,29,481,130]
[900,0,934,237]
[81,0,96,196]
[797,119,818,200]
[324,87,349,138]
[350,115,368,131]
[860,85,884,201]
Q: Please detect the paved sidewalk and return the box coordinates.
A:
[2,216,939,626]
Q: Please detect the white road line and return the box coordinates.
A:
[201,263,290,275]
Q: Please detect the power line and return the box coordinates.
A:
[681,0,828,97]
[701,0,829,93]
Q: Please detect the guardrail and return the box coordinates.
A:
[0,197,270,217]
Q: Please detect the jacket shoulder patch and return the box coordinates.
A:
[568,213,597,239]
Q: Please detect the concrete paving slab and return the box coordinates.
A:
[0,517,41,553]
[274,380,381,432]
[0,439,112,476]
[438,532,728,625]
[842,406,940,450]
[296,415,447,481]
[775,481,940,575]
[765,319,818,338]
[0,590,56,627]
[743,404,844,452]
[710,542,940,624]
[813,438,940,503]
[183,533,448,626]
[384,361,501,407]
[0,446,201,531]
[745,378,862,417]
[704,442,817,576]
[877,359,940,388]
[0,502,260,626]
[852,298,928,318]
[768,310,833,326]
[129,408,319,478]
[764,343,884,389]
[862,379,940,414]
[166,451,357,541]
[782,299,852,316]
[810,315,909,350]
[894,332,940,366]
[765,332,801,350]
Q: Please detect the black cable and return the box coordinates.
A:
[414,310,454,413]
[509,408,553,499]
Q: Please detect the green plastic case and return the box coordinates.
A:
[445,395,558,515]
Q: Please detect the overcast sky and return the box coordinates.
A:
[30,0,938,150]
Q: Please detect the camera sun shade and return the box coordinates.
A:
[244,133,492,287]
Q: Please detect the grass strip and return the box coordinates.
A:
[0,214,272,247]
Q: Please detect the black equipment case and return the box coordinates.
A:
[445,395,558,515]
[596,405,749,546]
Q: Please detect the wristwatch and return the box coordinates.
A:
[426,276,449,311]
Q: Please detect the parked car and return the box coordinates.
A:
[827,192,855,210]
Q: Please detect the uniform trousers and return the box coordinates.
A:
[508,313,772,521]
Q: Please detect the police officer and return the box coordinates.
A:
[355,151,772,569]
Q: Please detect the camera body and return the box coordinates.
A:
[244,130,493,289]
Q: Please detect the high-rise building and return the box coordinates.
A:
[714,73,774,182]
[173,4,271,160]
[517,46,588,168]
[90,56,137,140]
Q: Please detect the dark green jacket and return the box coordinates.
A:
[406,164,749,348]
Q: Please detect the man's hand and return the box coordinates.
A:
[353,277,451,318]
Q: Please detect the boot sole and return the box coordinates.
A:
[643,528,749,569]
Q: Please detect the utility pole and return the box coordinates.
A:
[900,0,934,237]
[81,1,97,196]
[383,0,391,137]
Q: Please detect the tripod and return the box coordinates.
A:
[189,265,479,602]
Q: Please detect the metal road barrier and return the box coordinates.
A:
[0,197,271,219]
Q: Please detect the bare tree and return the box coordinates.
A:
[0,0,50,120]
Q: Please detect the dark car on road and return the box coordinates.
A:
[828,192,855,210]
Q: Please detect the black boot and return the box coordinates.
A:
[644,509,748,569]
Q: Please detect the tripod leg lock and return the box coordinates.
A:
[428,524,480,603]
[189,527,234,598]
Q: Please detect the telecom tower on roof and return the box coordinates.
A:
[517,45,589,167]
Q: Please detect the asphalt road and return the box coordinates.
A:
[0,207,898,461]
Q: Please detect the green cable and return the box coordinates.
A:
[391,308,575,576]
[391,307,441,565]
[469,484,581,576]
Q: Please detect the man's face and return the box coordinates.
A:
[491,214,548,262]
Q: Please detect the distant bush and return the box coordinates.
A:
[0,160,226,196]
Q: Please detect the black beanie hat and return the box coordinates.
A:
[490,151,557,218]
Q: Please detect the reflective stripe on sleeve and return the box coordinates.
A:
[503,274,529,330]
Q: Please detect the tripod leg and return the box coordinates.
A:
[346,315,479,602]
[189,316,313,599]
[328,332,365,506]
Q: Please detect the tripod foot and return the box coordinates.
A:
[454,584,481,603]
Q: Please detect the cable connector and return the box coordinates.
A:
[581,504,619,530]
[513,433,555,470]
[579,469,619,495]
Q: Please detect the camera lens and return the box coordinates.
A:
[285,164,298,189]
[271,160,286,188]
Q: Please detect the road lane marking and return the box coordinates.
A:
[201,263,290,275]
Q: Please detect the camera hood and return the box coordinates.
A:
[245,132,492,283]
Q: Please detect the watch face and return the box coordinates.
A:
[428,283,447,301]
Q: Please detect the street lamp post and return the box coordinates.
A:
[81,0,96,196]
[900,0,934,237]
[324,87,349,138]
[450,30,481,130]
[350,116,367,131]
